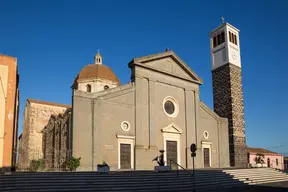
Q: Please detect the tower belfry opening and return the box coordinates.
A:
[94,50,102,64]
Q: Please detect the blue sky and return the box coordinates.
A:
[1,0,288,154]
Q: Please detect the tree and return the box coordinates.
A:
[254,153,265,166]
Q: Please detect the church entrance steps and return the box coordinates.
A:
[0,169,246,192]
[223,168,288,185]
[3,168,287,191]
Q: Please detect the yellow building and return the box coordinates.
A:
[0,54,19,169]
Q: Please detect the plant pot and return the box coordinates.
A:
[154,166,171,172]
[97,165,109,173]
[256,163,263,168]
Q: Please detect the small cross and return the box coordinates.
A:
[97,49,100,53]
[222,16,225,24]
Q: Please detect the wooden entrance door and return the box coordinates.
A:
[267,158,270,168]
[166,140,178,169]
[203,148,210,167]
[120,143,131,169]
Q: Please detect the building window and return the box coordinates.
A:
[234,34,237,45]
[229,31,238,45]
[213,31,225,48]
[213,37,217,48]
[121,121,131,132]
[163,96,179,118]
[164,101,175,115]
[203,131,209,139]
[221,32,225,43]
[217,34,221,46]
[104,85,109,90]
[86,84,91,92]
[276,158,279,166]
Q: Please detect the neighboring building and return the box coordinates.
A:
[19,99,71,169]
[284,157,288,172]
[209,22,247,167]
[42,109,72,170]
[247,148,284,170]
[0,54,20,169]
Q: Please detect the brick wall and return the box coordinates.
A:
[42,109,71,170]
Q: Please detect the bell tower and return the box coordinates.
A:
[209,20,247,167]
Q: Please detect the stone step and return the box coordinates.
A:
[228,173,288,178]
[1,176,241,187]
[248,178,288,185]
[0,174,233,180]
[1,180,247,192]
[223,169,278,173]
[0,175,234,182]
[0,175,233,182]
[235,176,288,182]
[1,171,226,177]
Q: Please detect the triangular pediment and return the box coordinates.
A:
[129,51,203,84]
[161,123,183,134]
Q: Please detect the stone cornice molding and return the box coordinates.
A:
[128,51,203,85]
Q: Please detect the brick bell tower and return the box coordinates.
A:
[209,19,247,167]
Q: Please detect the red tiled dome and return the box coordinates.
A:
[74,64,120,84]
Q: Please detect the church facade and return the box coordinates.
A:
[72,50,230,171]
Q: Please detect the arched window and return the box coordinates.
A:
[104,85,109,90]
[99,58,101,63]
[86,84,91,92]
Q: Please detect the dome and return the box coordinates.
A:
[74,64,120,84]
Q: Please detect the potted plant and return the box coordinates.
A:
[254,153,265,168]
[153,150,171,172]
[66,156,81,171]
[97,161,110,173]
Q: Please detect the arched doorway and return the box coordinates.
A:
[267,158,270,167]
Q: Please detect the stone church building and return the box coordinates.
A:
[72,50,230,171]
[22,21,247,171]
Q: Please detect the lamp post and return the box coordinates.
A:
[190,143,197,192]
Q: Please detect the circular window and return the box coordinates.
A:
[164,101,175,115]
[121,121,130,132]
[203,131,209,139]
[163,97,179,117]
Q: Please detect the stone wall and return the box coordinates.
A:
[42,109,72,170]
[19,99,70,169]
[212,63,247,167]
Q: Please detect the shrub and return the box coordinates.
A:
[65,156,81,171]
[38,159,45,171]
[29,160,40,172]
